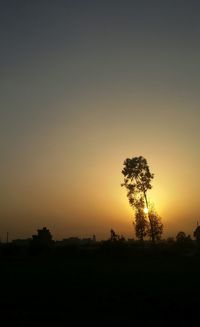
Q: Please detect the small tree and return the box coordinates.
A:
[110,229,119,242]
[133,208,148,241]
[147,210,163,241]
[176,231,192,248]
[176,231,187,243]
[193,226,200,242]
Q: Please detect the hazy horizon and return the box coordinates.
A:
[1,1,200,241]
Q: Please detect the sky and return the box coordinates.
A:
[1,0,200,241]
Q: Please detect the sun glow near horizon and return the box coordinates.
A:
[1,1,200,240]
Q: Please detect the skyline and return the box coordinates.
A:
[1,1,200,240]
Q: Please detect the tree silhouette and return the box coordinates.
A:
[147,209,163,241]
[122,156,157,242]
[176,231,192,248]
[193,225,200,242]
[110,229,119,242]
[176,231,187,243]
[133,208,148,241]
[110,229,125,242]
[121,156,154,209]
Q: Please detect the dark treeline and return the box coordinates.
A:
[1,227,200,326]
[1,225,200,260]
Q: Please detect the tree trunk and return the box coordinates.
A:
[144,192,155,243]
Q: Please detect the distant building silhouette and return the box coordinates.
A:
[60,237,81,246]
[12,238,31,246]
[32,227,54,247]
[57,235,96,246]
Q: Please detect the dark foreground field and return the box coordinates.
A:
[1,243,200,326]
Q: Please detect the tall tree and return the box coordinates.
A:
[122,156,157,242]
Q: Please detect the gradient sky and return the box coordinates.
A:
[1,0,200,241]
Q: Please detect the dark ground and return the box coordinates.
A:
[0,243,200,326]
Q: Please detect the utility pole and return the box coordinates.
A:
[6,232,9,244]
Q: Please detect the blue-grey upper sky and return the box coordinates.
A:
[1,0,200,240]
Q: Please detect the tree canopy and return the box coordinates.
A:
[121,156,154,209]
